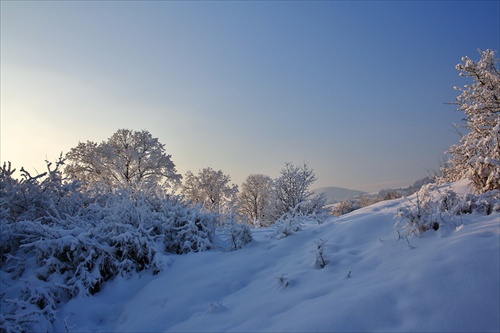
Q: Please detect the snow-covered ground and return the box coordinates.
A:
[54,183,500,332]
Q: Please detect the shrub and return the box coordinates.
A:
[276,274,290,290]
[216,221,253,251]
[0,159,250,332]
[332,199,360,216]
[273,208,304,239]
[395,182,500,237]
[314,238,328,269]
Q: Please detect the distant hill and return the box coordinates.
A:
[313,186,366,205]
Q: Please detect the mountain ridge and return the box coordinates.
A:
[313,186,366,205]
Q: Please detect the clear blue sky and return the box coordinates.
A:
[1,1,499,192]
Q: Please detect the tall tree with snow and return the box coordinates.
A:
[181,167,239,218]
[273,162,327,219]
[238,174,275,227]
[65,129,181,192]
[442,49,500,193]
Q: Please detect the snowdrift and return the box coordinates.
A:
[54,181,499,332]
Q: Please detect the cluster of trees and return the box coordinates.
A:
[180,163,329,227]
[62,128,328,227]
[1,128,328,331]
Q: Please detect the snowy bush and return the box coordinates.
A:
[272,203,322,239]
[0,278,56,333]
[314,238,328,269]
[0,158,249,332]
[332,199,361,216]
[273,210,304,239]
[205,302,228,314]
[1,157,85,261]
[226,221,253,251]
[395,182,500,237]
[164,203,217,254]
[215,220,253,251]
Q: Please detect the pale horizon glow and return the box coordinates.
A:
[1,1,499,192]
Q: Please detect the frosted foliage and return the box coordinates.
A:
[50,180,499,333]
[273,208,304,239]
[217,221,253,251]
[441,49,500,193]
[65,129,182,192]
[0,159,251,332]
[181,167,238,217]
[164,204,217,254]
[396,182,500,237]
[238,174,275,227]
[273,163,329,223]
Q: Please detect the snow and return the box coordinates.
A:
[53,185,500,332]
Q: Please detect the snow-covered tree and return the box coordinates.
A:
[273,162,328,221]
[181,167,238,218]
[441,49,500,193]
[65,129,181,192]
[238,174,275,227]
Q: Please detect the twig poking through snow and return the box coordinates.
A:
[405,235,411,248]
[276,274,290,290]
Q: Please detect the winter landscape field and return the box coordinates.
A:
[2,2,499,332]
[2,48,500,332]
[2,173,499,332]
[1,141,499,332]
[2,52,500,331]
[52,181,499,333]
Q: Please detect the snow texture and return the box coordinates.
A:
[46,181,499,333]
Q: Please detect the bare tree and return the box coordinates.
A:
[238,174,275,227]
[181,167,238,216]
[273,162,327,220]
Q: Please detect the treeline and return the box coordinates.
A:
[62,128,330,227]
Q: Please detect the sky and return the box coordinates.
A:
[1,1,499,193]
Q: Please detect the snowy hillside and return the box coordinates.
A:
[54,182,499,332]
[313,186,366,205]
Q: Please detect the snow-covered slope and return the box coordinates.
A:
[55,187,499,332]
